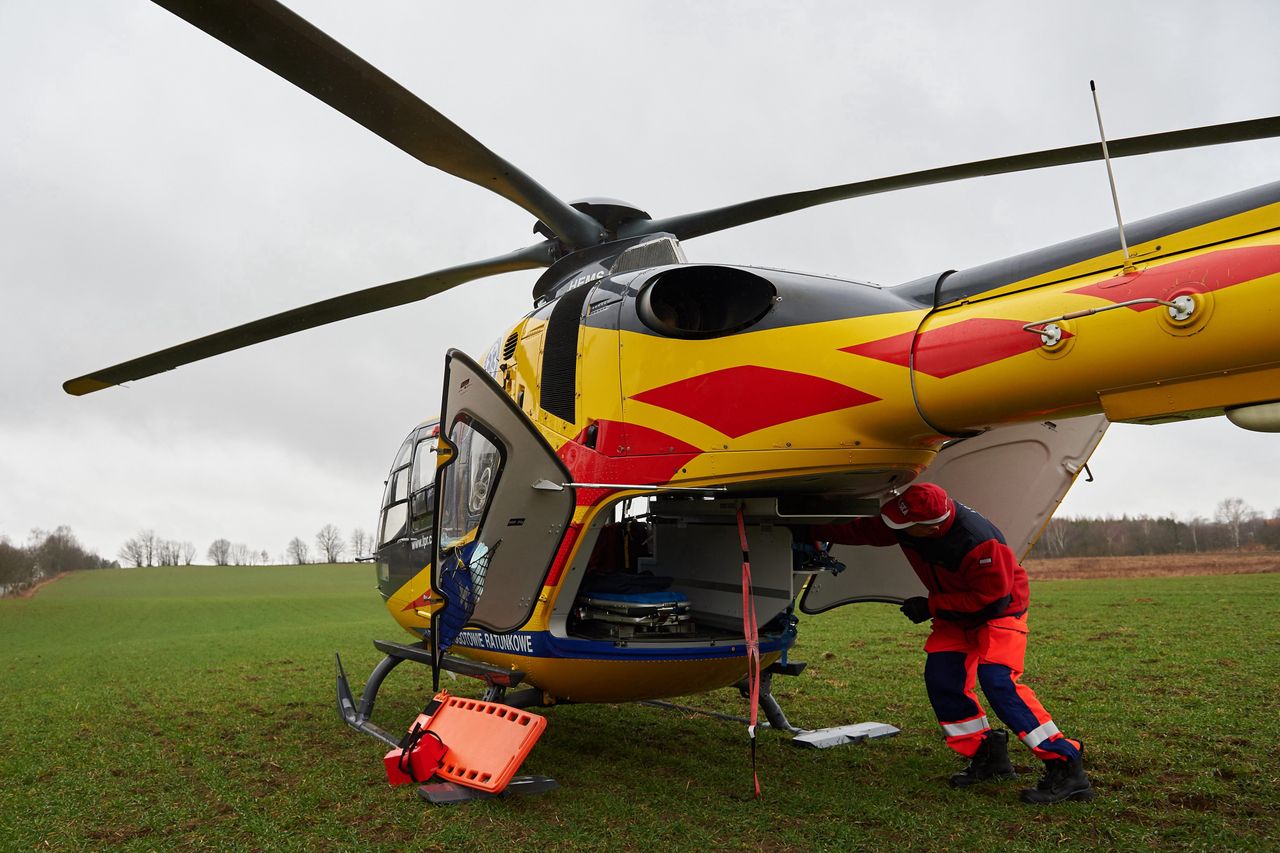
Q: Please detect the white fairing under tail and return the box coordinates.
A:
[799,414,1109,614]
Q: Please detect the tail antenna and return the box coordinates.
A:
[1090,80,1136,273]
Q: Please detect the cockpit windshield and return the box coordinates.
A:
[378,422,439,549]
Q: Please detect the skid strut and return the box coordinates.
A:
[335,639,526,747]
[336,640,556,803]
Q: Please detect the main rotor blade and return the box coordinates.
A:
[63,243,554,396]
[625,115,1280,242]
[151,0,601,248]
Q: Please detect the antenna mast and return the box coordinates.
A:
[1090,80,1136,273]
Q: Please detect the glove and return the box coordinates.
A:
[900,596,931,624]
[791,542,846,575]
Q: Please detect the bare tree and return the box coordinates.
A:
[180,541,196,565]
[119,530,159,567]
[119,536,148,568]
[259,549,271,565]
[350,527,370,560]
[1040,517,1070,557]
[287,537,310,565]
[316,525,345,563]
[207,538,232,566]
[1100,519,1129,556]
[0,538,36,592]
[139,529,157,567]
[5,528,111,593]
[164,539,191,565]
[229,543,251,566]
[1215,497,1257,549]
[32,526,84,577]
[1186,515,1204,553]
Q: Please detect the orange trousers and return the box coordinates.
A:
[922,613,1080,761]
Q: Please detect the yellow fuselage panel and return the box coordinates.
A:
[917,233,1280,431]
[616,313,934,452]
[384,563,435,633]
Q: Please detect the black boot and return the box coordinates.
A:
[949,730,1016,788]
[1019,749,1095,804]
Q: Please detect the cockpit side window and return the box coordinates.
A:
[392,436,413,471]
[409,436,437,533]
[410,438,435,495]
[378,436,414,548]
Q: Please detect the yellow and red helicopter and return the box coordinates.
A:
[65,0,1280,783]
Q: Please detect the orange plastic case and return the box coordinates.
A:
[392,691,547,793]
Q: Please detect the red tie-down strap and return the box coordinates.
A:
[736,504,761,799]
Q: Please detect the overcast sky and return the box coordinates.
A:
[3,1,1278,560]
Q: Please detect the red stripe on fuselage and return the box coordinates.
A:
[542,522,583,587]
[843,318,1070,379]
[556,421,702,506]
[1068,245,1280,307]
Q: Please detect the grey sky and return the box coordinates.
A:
[3,1,1278,559]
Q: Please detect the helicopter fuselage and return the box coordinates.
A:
[372,181,1280,703]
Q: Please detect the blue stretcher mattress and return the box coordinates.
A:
[582,590,689,605]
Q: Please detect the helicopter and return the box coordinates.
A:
[63,0,1280,789]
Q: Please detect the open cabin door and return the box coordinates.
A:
[431,350,576,639]
[800,414,1109,614]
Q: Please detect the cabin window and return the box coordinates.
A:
[438,416,505,550]
[379,502,407,547]
[388,468,409,503]
[409,438,437,533]
[410,438,435,494]
[410,484,435,534]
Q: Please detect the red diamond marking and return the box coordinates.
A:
[631,365,879,438]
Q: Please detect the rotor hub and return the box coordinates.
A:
[534,198,652,244]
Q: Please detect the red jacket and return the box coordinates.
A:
[812,500,1029,626]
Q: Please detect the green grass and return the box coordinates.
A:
[2,565,1277,851]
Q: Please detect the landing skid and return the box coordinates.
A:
[336,640,557,802]
[418,775,560,805]
[642,665,899,749]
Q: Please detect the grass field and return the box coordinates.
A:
[2,564,1277,851]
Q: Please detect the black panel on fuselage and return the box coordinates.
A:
[894,180,1280,307]
[587,265,917,335]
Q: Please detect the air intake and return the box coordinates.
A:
[610,236,686,275]
[637,266,776,339]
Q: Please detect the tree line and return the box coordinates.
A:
[119,524,373,567]
[1028,497,1280,558]
[0,527,116,596]
[7,496,1275,595]
[1,523,378,596]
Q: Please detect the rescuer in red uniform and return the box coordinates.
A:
[810,483,1095,804]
